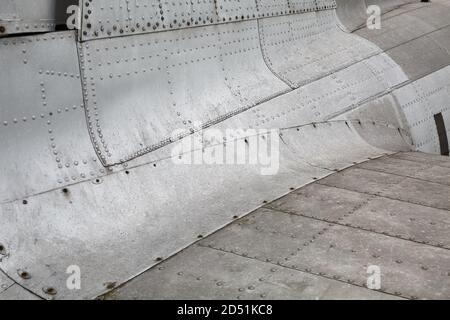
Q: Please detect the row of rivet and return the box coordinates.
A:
[200,236,417,300]
[81,0,336,40]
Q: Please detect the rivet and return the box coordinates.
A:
[42,287,57,295]
[105,282,116,290]
[18,270,31,280]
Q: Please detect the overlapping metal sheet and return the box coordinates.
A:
[79,20,290,165]
[1,0,450,300]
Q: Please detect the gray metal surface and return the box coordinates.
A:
[391,149,450,167]
[0,31,103,203]
[0,0,76,36]
[106,245,397,300]
[354,1,450,80]
[0,284,41,300]
[0,0,56,35]
[200,210,450,299]
[1,0,450,300]
[258,10,381,88]
[393,67,450,154]
[335,0,425,32]
[335,0,368,32]
[269,181,450,248]
[79,8,409,167]
[319,167,450,211]
[355,155,450,186]
[365,0,419,14]
[106,152,450,300]
[79,19,289,166]
[0,121,409,299]
[0,271,13,294]
[78,0,337,41]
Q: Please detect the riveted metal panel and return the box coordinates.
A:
[356,13,437,52]
[0,0,56,35]
[358,0,450,80]
[105,242,397,299]
[216,0,258,22]
[158,0,218,30]
[80,0,134,39]
[408,2,450,29]
[289,0,316,13]
[80,0,221,40]
[355,3,450,62]
[211,53,408,136]
[0,120,409,299]
[79,0,339,41]
[337,94,409,129]
[79,21,289,166]
[315,0,336,11]
[356,156,450,185]
[321,167,450,210]
[270,181,450,248]
[393,66,450,154]
[201,205,450,299]
[392,151,450,168]
[255,0,290,17]
[0,31,103,203]
[0,0,76,36]
[258,10,381,88]
[218,21,290,105]
[386,32,450,81]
